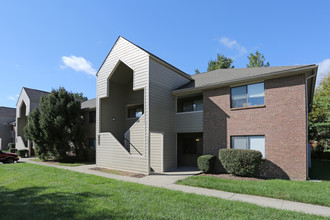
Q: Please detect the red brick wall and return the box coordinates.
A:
[203,74,307,180]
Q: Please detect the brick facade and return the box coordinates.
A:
[203,74,307,180]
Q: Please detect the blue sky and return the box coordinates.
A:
[1,0,329,108]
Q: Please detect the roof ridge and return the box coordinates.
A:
[192,64,316,76]
[23,87,49,94]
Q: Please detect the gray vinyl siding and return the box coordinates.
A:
[176,111,203,133]
[124,115,145,156]
[16,89,30,150]
[150,132,163,172]
[97,37,149,99]
[149,58,191,171]
[0,108,15,150]
[96,37,149,174]
[97,133,147,173]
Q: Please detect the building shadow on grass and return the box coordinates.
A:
[0,186,131,219]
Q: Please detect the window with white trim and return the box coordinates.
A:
[231,82,264,108]
[231,136,265,158]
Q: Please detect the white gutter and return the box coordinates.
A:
[305,72,317,179]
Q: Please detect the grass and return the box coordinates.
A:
[0,163,325,219]
[177,174,330,207]
[30,158,89,167]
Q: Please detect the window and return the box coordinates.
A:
[89,111,96,123]
[231,136,265,158]
[177,96,203,112]
[89,138,96,149]
[127,105,144,118]
[231,83,264,108]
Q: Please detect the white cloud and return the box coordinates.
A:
[220,37,247,56]
[8,94,19,101]
[317,58,330,75]
[60,55,96,76]
[316,58,330,86]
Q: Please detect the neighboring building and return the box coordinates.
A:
[16,87,49,155]
[96,36,317,180]
[81,98,96,149]
[0,107,16,150]
[15,87,97,157]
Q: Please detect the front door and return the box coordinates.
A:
[177,133,203,167]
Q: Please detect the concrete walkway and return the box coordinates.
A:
[19,158,330,217]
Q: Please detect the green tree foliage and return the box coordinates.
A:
[207,53,234,71]
[309,73,330,142]
[195,69,201,74]
[24,87,86,161]
[247,51,270,68]
[73,92,88,102]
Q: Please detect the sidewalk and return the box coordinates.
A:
[20,158,330,217]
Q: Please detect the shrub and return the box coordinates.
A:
[18,149,29,158]
[9,148,18,153]
[197,155,216,173]
[7,143,15,149]
[219,149,262,177]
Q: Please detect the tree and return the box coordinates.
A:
[207,53,234,71]
[195,69,201,74]
[73,92,88,102]
[247,51,270,68]
[309,73,330,142]
[25,87,86,161]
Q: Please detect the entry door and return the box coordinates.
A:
[177,133,203,167]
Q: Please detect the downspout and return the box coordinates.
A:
[305,72,316,180]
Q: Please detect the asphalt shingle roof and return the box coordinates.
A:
[81,98,96,109]
[175,65,317,92]
[23,87,49,102]
[0,107,16,117]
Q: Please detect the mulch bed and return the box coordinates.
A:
[90,167,146,178]
[199,173,267,181]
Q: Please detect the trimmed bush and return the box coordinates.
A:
[197,155,216,173]
[18,149,29,158]
[7,143,15,149]
[9,148,18,153]
[219,149,262,177]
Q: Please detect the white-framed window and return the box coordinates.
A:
[231,82,264,108]
[231,135,265,158]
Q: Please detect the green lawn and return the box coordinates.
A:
[177,175,330,207]
[0,163,324,219]
[30,158,89,167]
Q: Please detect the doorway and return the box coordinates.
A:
[177,133,203,167]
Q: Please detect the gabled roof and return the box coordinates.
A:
[96,36,192,80]
[174,65,318,94]
[23,87,49,102]
[81,98,96,109]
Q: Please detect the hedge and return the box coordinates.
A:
[9,148,18,153]
[7,143,15,149]
[197,155,216,173]
[219,149,262,177]
[17,149,29,157]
